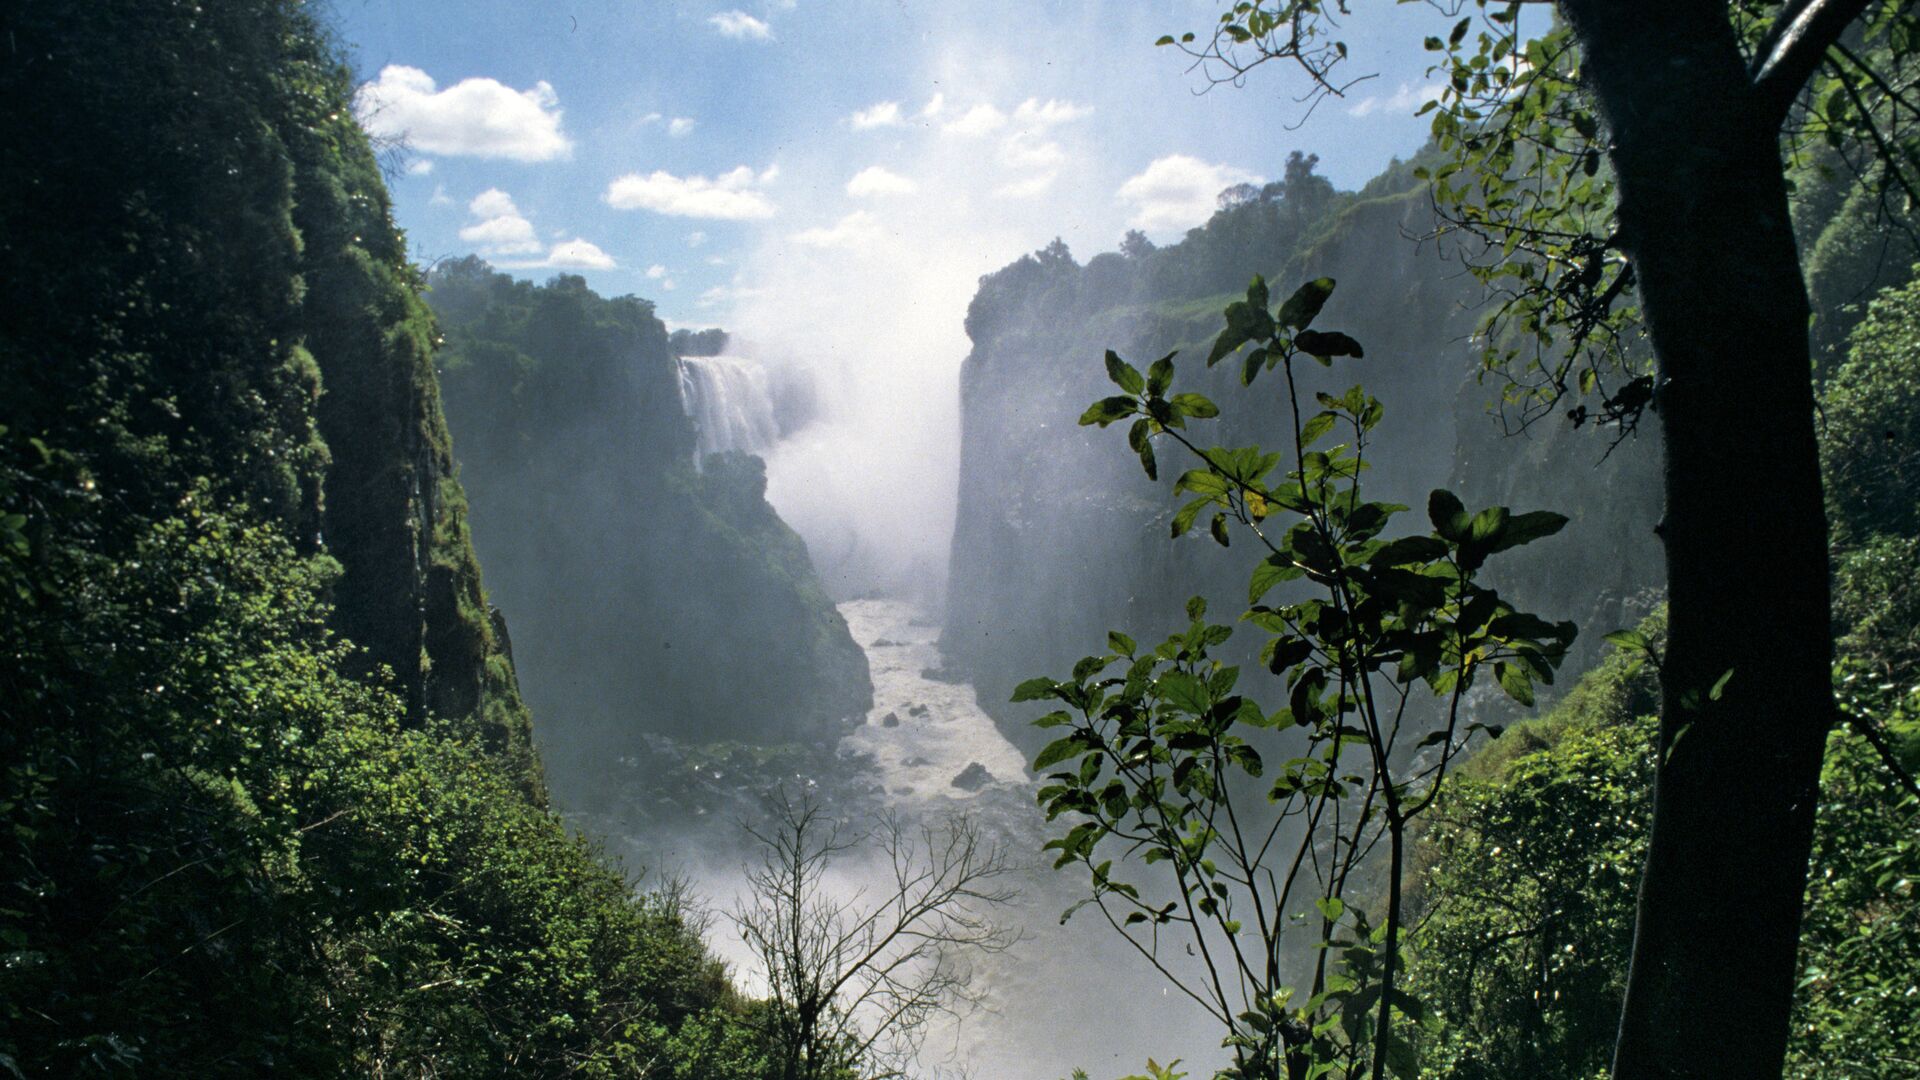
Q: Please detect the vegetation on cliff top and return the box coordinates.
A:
[0,3,779,1074]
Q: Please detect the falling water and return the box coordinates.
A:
[678,354,782,457]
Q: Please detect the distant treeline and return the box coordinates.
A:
[670,326,731,356]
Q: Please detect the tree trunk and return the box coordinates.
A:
[1556,3,1835,1077]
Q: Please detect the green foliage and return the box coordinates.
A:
[1823,272,1920,681]
[0,3,774,1074]
[1821,273,1920,546]
[1796,676,1920,1078]
[1402,617,1920,1080]
[1408,716,1654,1080]
[1030,277,1574,1079]
[0,497,770,1077]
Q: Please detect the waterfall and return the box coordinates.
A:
[677,354,781,457]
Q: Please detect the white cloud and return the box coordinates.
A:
[534,238,617,270]
[919,92,945,119]
[698,279,762,307]
[429,184,453,206]
[760,164,782,184]
[406,158,435,176]
[942,103,1006,136]
[459,188,542,254]
[849,101,904,130]
[459,189,613,268]
[468,189,518,219]
[1349,81,1446,118]
[1012,98,1092,126]
[846,165,917,197]
[793,210,884,250]
[354,65,571,162]
[646,264,669,279]
[994,172,1057,199]
[639,111,664,125]
[604,166,778,219]
[999,131,1064,172]
[1117,155,1263,234]
[688,231,708,247]
[668,116,697,137]
[494,238,618,271]
[709,10,773,40]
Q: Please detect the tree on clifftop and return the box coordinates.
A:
[1166,2,1918,1077]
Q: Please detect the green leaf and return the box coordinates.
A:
[1485,509,1568,553]
[1034,735,1087,771]
[1245,275,1269,310]
[1157,672,1210,715]
[1468,505,1510,544]
[1428,489,1469,540]
[1293,329,1365,360]
[1241,348,1266,387]
[1207,326,1250,367]
[1171,498,1208,539]
[1604,628,1649,652]
[1250,554,1305,603]
[1108,631,1137,656]
[1300,411,1337,446]
[1105,350,1145,394]
[1011,677,1058,703]
[1147,353,1176,396]
[1496,661,1535,706]
[1277,277,1336,330]
[1079,396,1136,427]
[1171,392,1220,419]
[1209,513,1231,547]
[1709,668,1734,701]
[1369,536,1448,567]
[1266,635,1312,676]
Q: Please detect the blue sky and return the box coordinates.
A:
[328,0,1473,587]
[331,0,1459,326]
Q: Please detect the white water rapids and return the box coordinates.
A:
[827,601,1224,1079]
[630,353,1222,1074]
[837,598,1030,802]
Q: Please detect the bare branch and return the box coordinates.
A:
[1751,0,1876,126]
[732,794,1018,1080]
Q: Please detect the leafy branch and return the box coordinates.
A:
[1026,277,1576,1080]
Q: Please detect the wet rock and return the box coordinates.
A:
[907,704,930,717]
[894,786,915,796]
[920,665,966,684]
[950,762,994,791]
[904,755,933,768]
[880,711,901,728]
[870,638,903,647]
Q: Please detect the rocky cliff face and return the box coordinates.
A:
[944,177,1664,754]
[292,123,538,791]
[0,2,538,792]
[425,263,871,785]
